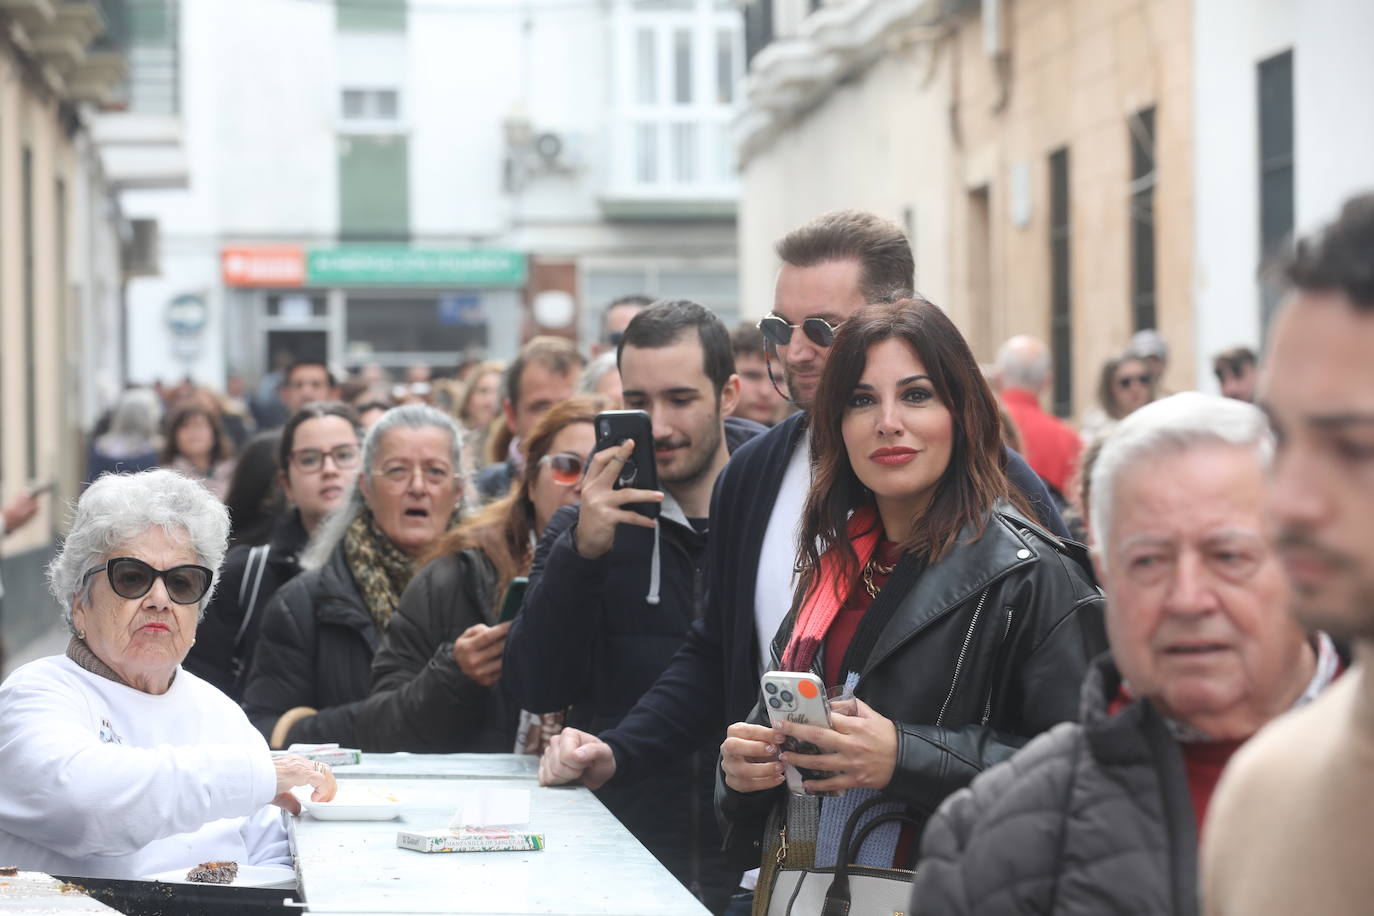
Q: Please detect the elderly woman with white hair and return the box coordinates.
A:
[910,392,1345,915]
[0,470,336,880]
[242,404,463,749]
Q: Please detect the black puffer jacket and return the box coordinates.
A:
[911,654,1203,915]
[185,510,309,700]
[352,548,514,752]
[716,506,1105,875]
[241,542,377,748]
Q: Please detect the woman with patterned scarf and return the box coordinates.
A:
[716,299,1106,913]
[243,405,464,749]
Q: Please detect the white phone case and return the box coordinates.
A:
[761,671,836,796]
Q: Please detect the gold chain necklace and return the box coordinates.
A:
[862,556,896,598]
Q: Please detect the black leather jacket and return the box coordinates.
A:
[715,505,1106,868]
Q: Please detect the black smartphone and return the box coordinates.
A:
[498,577,529,624]
[593,409,660,519]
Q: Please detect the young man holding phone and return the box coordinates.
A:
[502,300,759,913]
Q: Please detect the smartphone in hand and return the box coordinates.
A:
[761,671,840,797]
[593,410,660,519]
[498,577,529,624]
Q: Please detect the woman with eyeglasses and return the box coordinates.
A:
[0,469,336,880]
[184,403,362,700]
[353,396,605,753]
[242,405,464,749]
[717,300,1104,909]
[1081,353,1157,443]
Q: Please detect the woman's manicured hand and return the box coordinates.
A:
[721,722,785,793]
[774,698,897,793]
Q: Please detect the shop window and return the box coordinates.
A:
[346,296,488,357]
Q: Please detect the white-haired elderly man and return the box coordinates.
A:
[0,470,336,881]
[908,393,1343,915]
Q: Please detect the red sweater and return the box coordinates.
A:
[1001,389,1082,496]
[1107,688,1242,833]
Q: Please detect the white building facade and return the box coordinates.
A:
[1192,0,1374,390]
[122,0,744,389]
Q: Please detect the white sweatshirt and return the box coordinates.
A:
[0,655,287,879]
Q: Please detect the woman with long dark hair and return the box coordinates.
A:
[717,299,1105,907]
[352,395,604,753]
[222,431,286,548]
[185,403,362,699]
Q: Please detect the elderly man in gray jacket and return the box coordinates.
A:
[910,393,1343,915]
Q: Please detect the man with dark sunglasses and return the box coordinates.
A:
[504,300,762,912]
[595,293,653,356]
[536,211,1068,913]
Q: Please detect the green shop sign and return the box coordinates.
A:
[306,248,527,287]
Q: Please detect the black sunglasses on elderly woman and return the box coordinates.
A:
[81,557,214,605]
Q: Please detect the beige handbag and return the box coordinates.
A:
[764,796,920,916]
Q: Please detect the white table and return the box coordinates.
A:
[289,776,708,915]
[336,753,538,781]
[0,871,120,913]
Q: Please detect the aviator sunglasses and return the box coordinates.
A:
[81,557,214,605]
[539,451,588,487]
[756,315,840,350]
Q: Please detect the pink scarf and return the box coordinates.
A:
[780,505,883,673]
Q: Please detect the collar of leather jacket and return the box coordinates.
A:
[857,505,1089,674]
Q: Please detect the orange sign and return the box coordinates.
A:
[222,245,306,287]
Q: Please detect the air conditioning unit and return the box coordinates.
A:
[124,218,159,277]
[530,130,582,174]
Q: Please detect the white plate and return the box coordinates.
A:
[297,786,403,821]
[142,864,297,889]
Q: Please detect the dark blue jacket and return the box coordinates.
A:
[502,416,765,912]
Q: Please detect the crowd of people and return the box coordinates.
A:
[0,193,1370,914]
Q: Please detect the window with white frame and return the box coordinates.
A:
[613,0,742,195]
